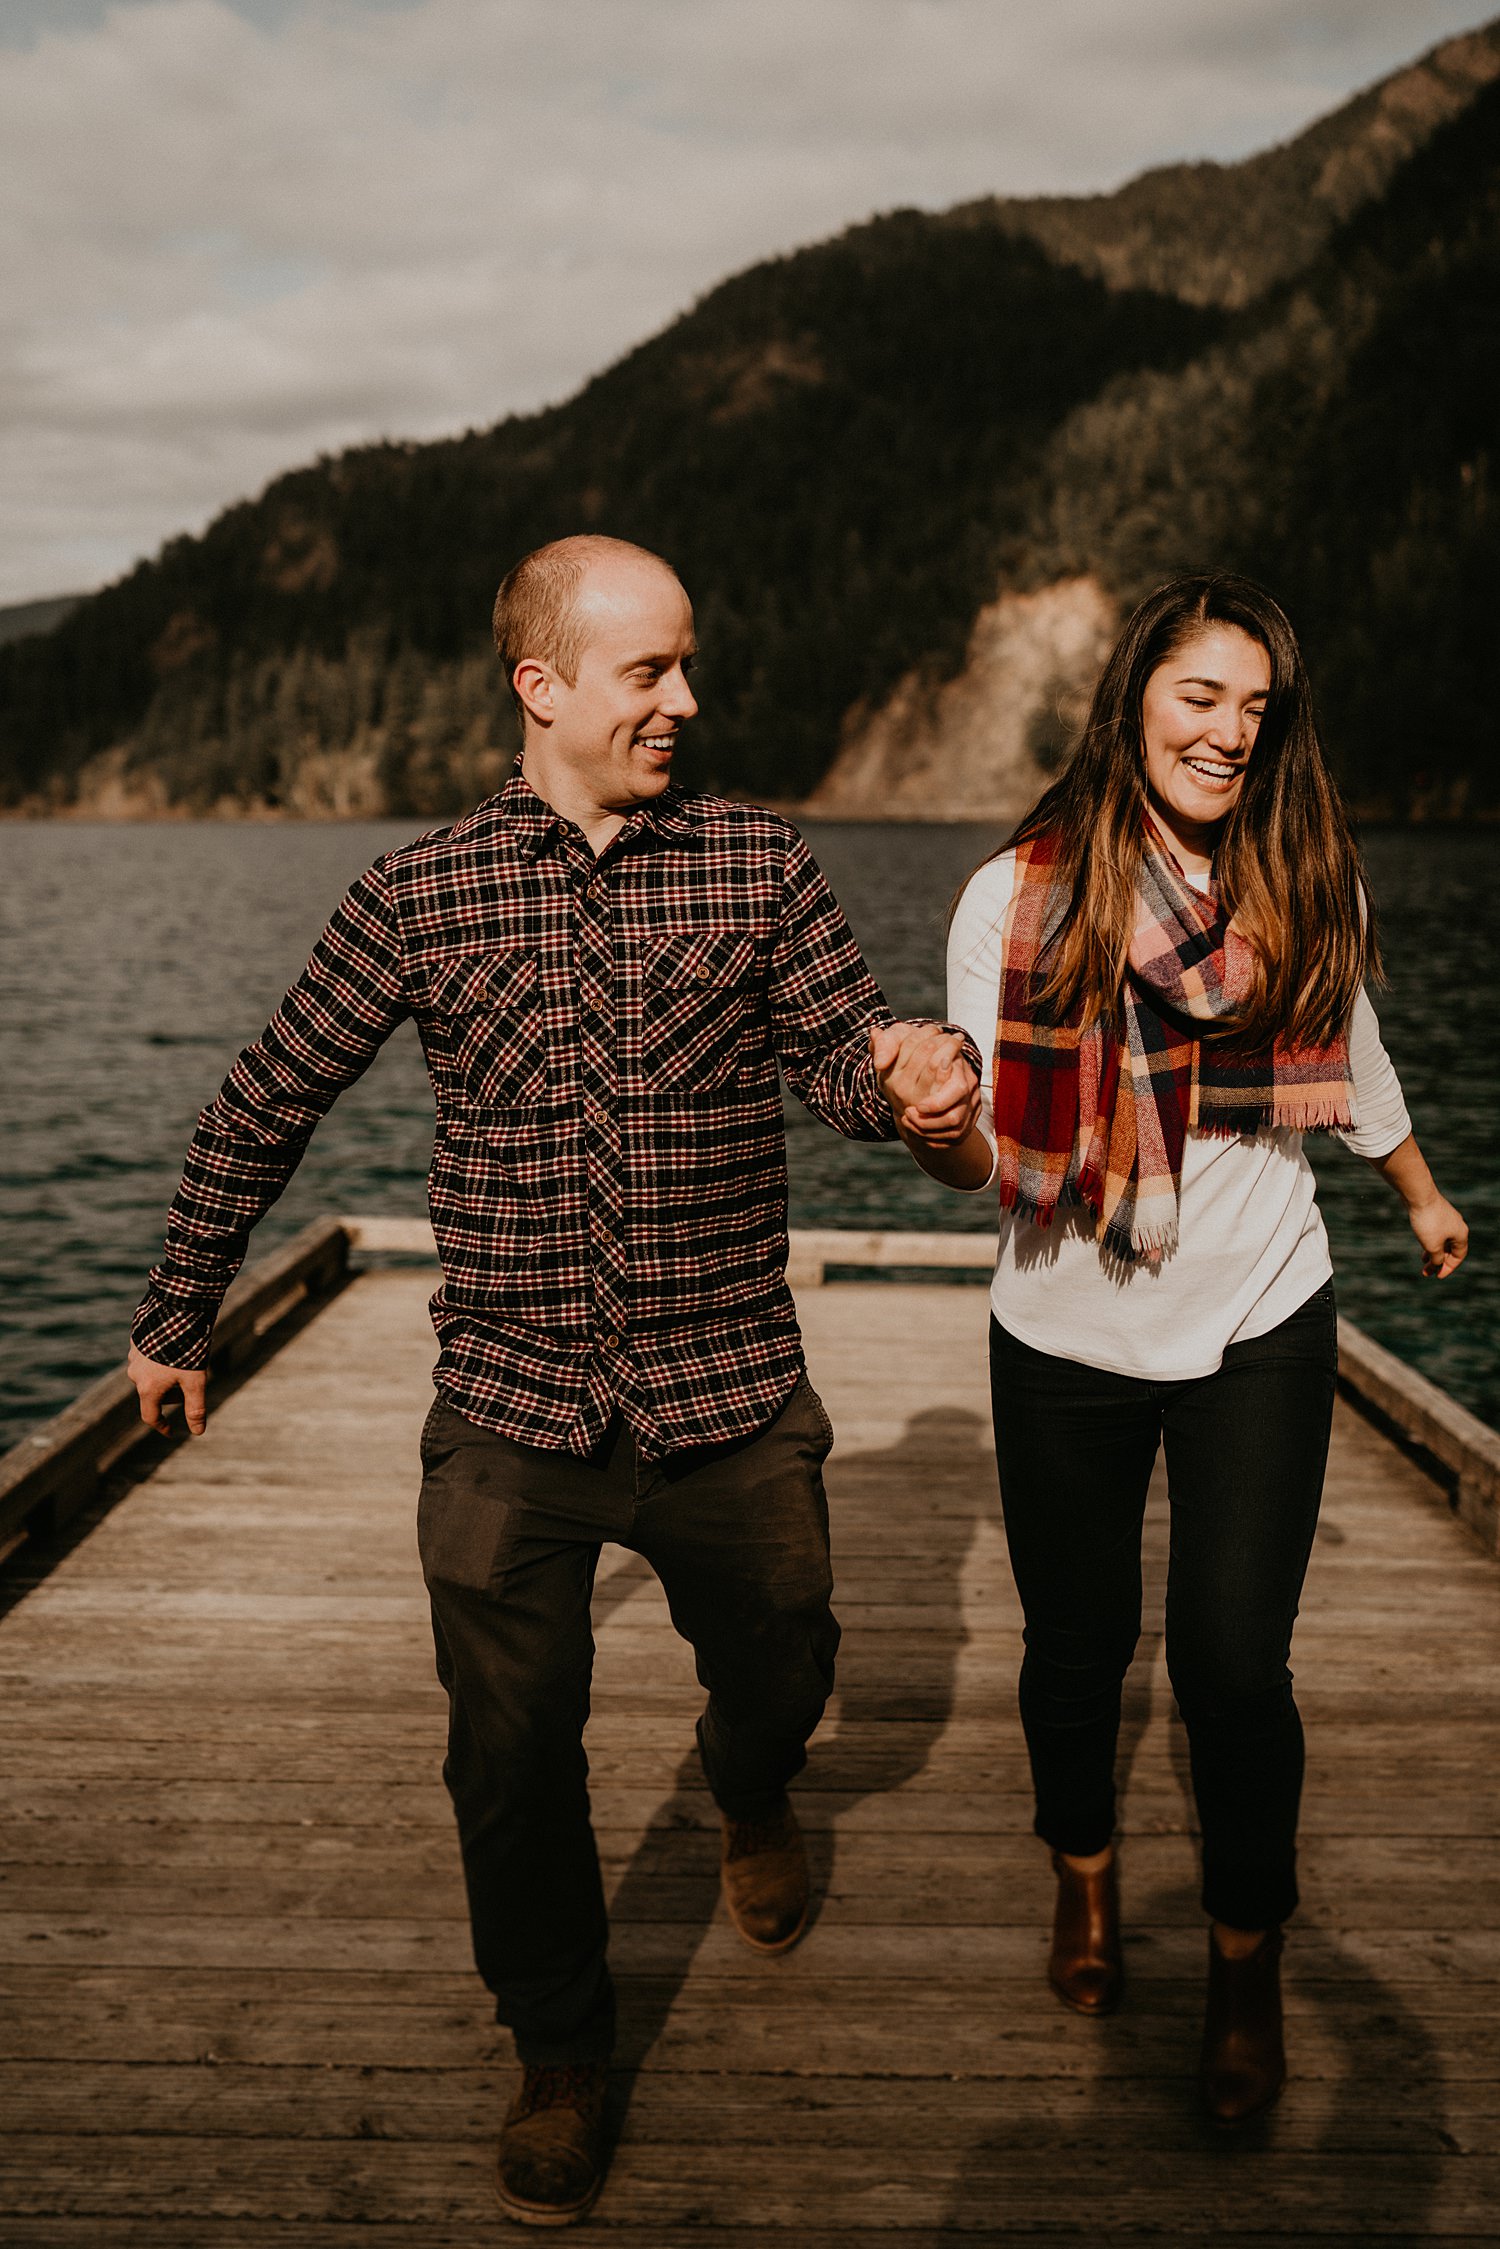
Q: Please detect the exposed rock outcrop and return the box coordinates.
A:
[806,576,1116,823]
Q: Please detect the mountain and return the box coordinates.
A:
[2,20,1497,823]
[955,20,1500,306]
[0,594,82,648]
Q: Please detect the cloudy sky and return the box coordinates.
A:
[0,0,1490,604]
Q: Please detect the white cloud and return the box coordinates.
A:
[0,0,1490,601]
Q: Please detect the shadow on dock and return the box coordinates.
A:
[605,1406,991,2115]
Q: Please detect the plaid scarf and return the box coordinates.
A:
[992,824,1354,1264]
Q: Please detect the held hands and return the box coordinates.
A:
[1406,1191,1469,1280]
[870,1021,980,1148]
[126,1342,208,1437]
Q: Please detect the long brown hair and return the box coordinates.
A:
[995,573,1376,1048]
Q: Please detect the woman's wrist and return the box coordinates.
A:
[897,1118,995,1192]
[1369,1133,1436,1210]
[1366,1132,1469,1279]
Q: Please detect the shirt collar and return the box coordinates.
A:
[480,765,703,859]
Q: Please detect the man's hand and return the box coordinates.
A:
[127,1343,209,1437]
[871,1021,980,1148]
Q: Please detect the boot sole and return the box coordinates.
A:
[1047,1969,1122,2016]
[1200,2068,1287,2127]
[494,2170,604,2227]
[726,1898,810,1955]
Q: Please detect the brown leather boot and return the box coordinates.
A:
[1200,1926,1286,2125]
[495,2061,609,2227]
[1048,1849,1123,2015]
[721,1799,809,1953]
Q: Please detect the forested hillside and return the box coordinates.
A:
[2,20,1496,821]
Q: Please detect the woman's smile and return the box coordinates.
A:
[1140,623,1269,867]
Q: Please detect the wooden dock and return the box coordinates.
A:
[2,1233,1498,2244]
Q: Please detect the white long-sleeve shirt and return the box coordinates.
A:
[948,852,1411,1380]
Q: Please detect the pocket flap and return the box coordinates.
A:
[646,927,755,992]
[431,948,537,1016]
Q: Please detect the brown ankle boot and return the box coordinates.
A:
[1048,1849,1123,2015]
[1200,1927,1286,2125]
[495,2061,609,2226]
[721,1800,809,1953]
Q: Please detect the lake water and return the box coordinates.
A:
[2,819,1495,1447]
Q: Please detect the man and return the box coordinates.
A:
[128,534,979,2226]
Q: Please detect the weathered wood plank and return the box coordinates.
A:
[0,1919,1491,1983]
[4,2057,1496,2154]
[4,1775,1494,1838]
[0,2235,1491,2249]
[1,1267,1497,2244]
[0,2233,1491,2249]
[0,2135,1495,2231]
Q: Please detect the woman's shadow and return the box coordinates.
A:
[936,1494,1448,2240]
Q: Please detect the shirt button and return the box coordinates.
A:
[600,1333,619,1352]
[693,963,713,983]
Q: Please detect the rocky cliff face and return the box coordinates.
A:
[807,577,1115,824]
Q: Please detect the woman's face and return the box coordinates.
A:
[1140,624,1270,859]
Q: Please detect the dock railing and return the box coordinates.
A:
[3,1213,1496,1566]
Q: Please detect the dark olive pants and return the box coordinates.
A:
[990,1282,1338,1931]
[416,1377,839,2064]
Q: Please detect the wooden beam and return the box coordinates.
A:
[1336,1317,1500,1555]
[0,1217,351,1557]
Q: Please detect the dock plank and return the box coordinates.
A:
[2,1269,1497,2243]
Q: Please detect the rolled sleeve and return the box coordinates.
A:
[1336,986,1412,1161]
[945,860,1010,1193]
[769,829,899,1141]
[131,860,410,1366]
[769,829,981,1142]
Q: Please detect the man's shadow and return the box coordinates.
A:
[798,1405,996,1920]
[597,1402,996,2125]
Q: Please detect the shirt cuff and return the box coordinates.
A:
[941,1024,985,1083]
[130,1287,219,1371]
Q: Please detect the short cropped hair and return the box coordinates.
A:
[492,534,678,715]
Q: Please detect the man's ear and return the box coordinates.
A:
[512,657,557,731]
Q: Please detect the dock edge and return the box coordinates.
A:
[0,1215,351,1563]
[3,1217,1496,1565]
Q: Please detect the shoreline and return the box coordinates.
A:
[4,801,1495,828]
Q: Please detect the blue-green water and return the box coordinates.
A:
[1,819,1494,1446]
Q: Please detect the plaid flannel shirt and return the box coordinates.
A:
[133,772,972,1458]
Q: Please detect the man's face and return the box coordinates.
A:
[534,559,698,817]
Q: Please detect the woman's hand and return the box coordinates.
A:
[870,1022,993,1191]
[870,1021,980,1147]
[1405,1190,1469,1280]
[1366,1133,1469,1279]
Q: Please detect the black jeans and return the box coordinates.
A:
[989,1281,1337,1931]
[416,1376,839,2065]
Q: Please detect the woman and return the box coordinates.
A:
[898,573,1468,2122]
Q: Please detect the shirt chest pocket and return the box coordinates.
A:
[642,927,758,1094]
[431,948,547,1110]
